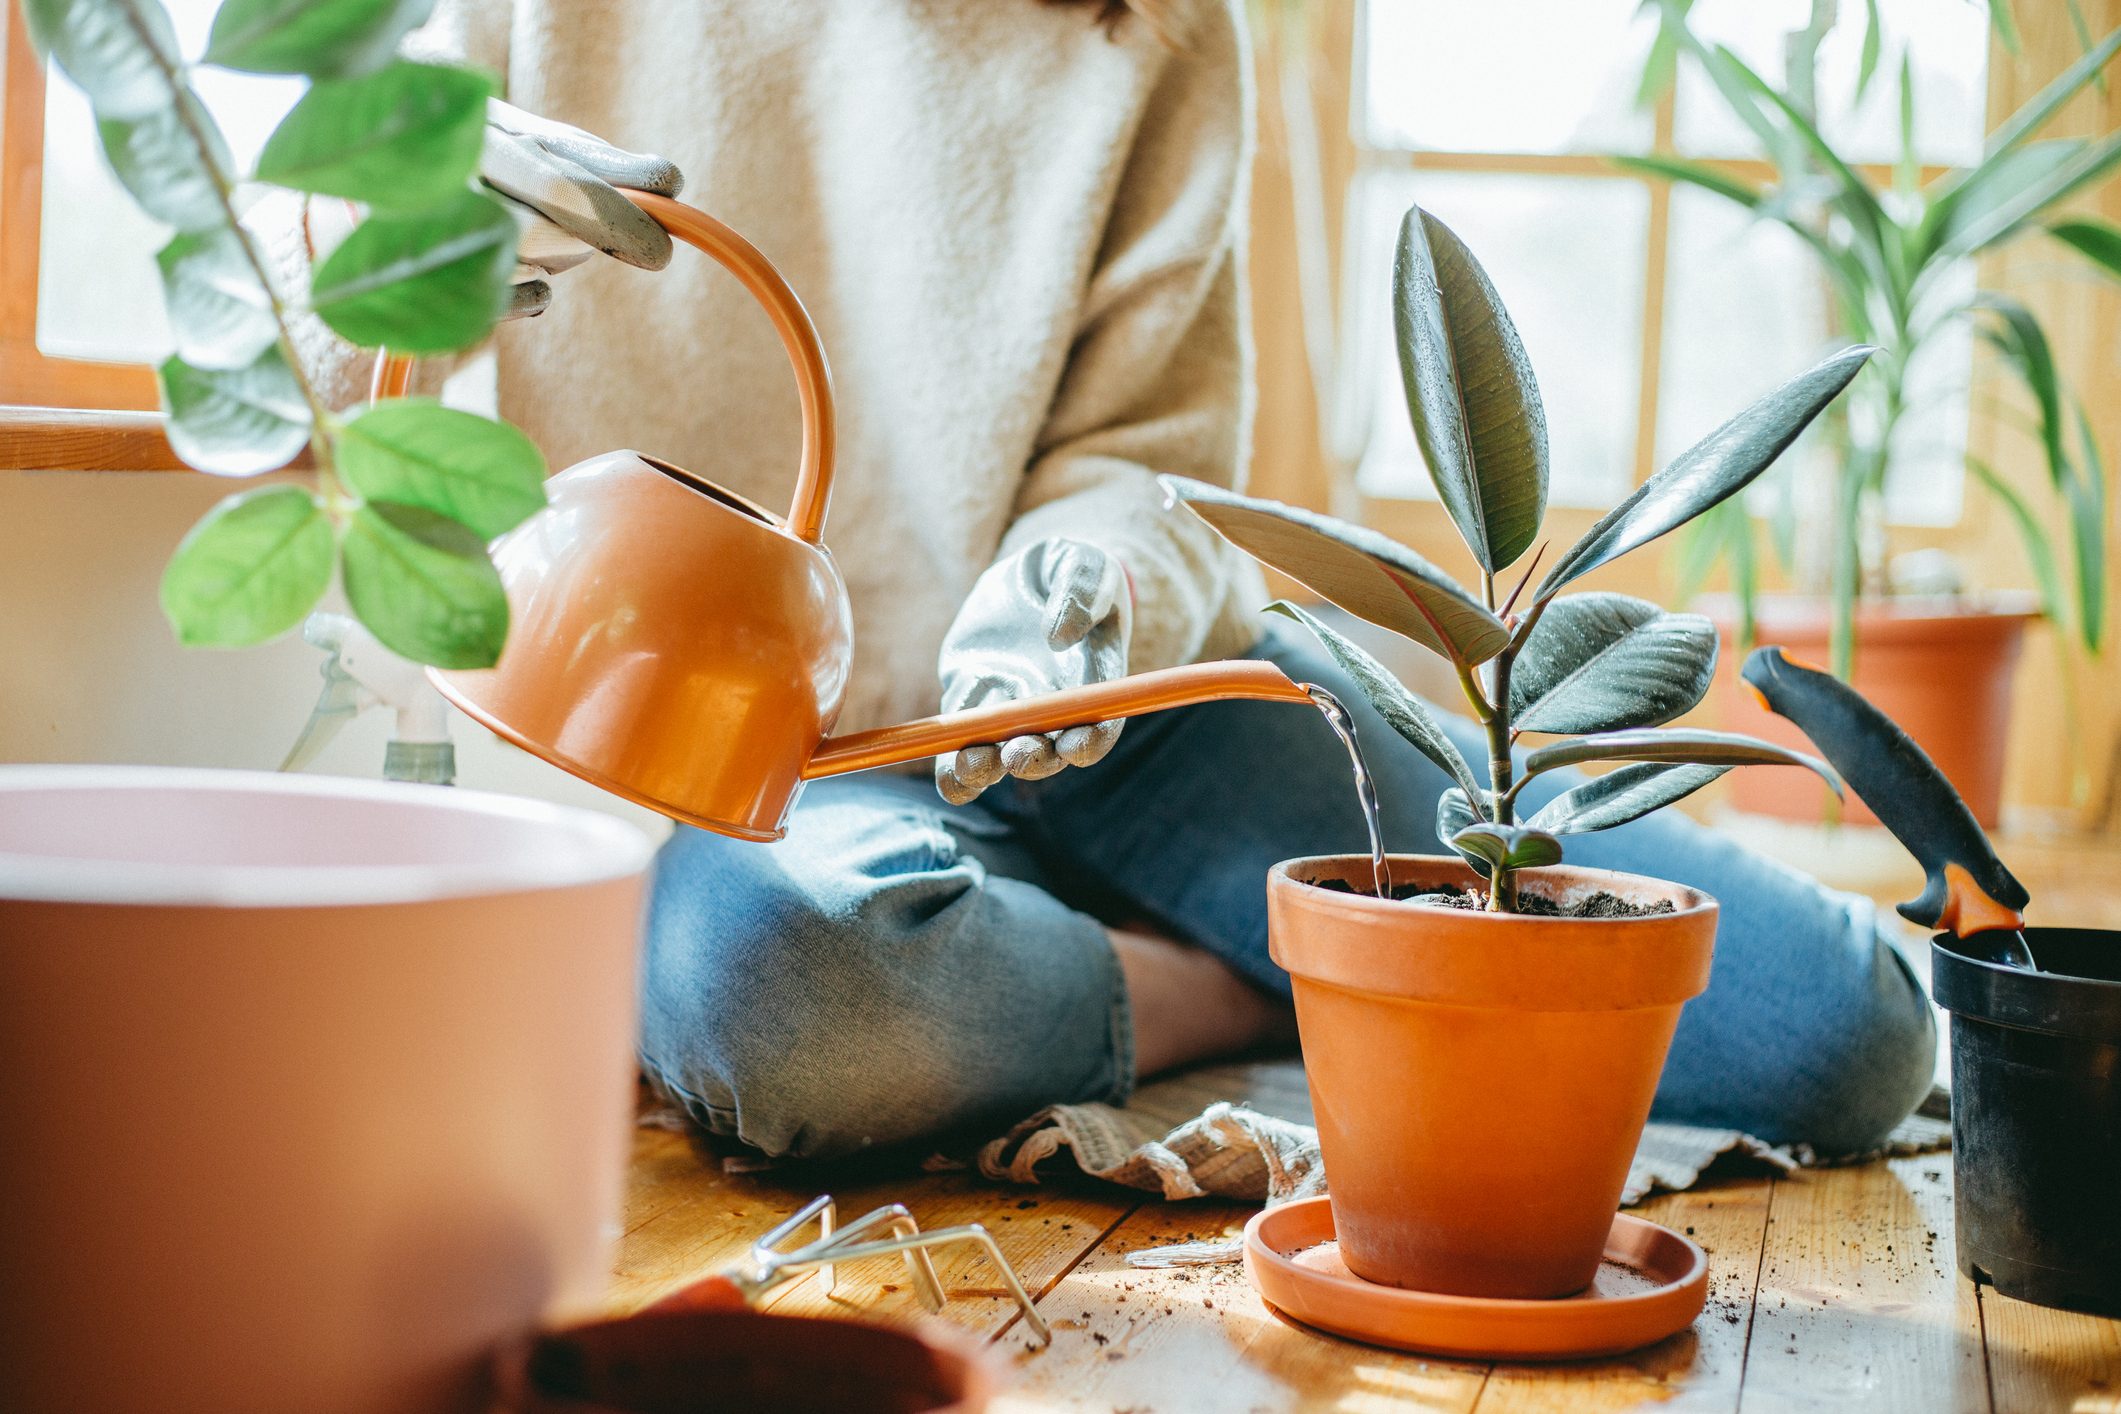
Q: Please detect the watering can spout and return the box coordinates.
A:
[422,191,1319,842]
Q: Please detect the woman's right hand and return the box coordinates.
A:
[480,100,684,317]
[306,100,684,322]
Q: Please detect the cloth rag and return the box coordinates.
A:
[973,1057,1950,1267]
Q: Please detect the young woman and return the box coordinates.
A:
[316,0,1937,1164]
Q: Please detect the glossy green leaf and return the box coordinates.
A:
[1537,345,1871,600]
[1975,294,2067,495]
[22,0,183,120]
[97,89,236,233]
[157,228,278,369]
[205,0,437,76]
[1523,729,1841,795]
[158,345,312,476]
[1265,601,1483,802]
[1984,24,2121,156]
[1987,0,2022,56]
[1392,206,1548,571]
[1449,822,1564,873]
[341,501,509,668]
[1967,457,2065,628]
[256,61,491,208]
[2068,404,2107,653]
[1165,478,1508,666]
[1855,0,1884,106]
[309,188,517,353]
[1527,762,1728,836]
[1437,785,1481,837]
[1610,154,1761,210]
[160,486,333,647]
[338,398,547,540]
[1510,592,1717,734]
[2048,217,2121,280]
[1929,136,2121,258]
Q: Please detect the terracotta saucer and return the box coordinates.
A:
[1243,1197,1707,1362]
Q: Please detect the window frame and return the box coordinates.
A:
[1338,0,1954,505]
[1,4,186,471]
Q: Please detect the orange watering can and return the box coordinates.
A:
[403,192,1316,840]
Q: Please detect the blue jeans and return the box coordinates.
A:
[641,630,1936,1161]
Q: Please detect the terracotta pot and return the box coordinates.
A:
[1707,595,2035,829]
[1267,855,1717,1300]
[495,1309,999,1413]
[0,766,654,1414]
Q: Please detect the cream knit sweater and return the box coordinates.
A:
[293,0,1269,735]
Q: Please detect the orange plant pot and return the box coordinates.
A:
[1267,856,1717,1300]
[1709,596,2035,830]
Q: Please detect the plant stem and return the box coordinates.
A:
[119,0,342,500]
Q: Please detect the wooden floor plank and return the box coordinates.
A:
[991,1200,1491,1414]
[1470,1177,1774,1414]
[1977,1286,2121,1413]
[1738,1158,1987,1414]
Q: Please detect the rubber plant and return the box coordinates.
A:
[1167,204,1864,911]
[1623,0,2117,678]
[24,0,544,668]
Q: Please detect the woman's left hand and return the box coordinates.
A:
[934,539,1132,805]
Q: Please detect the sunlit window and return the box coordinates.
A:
[1350,0,1987,526]
[29,0,300,364]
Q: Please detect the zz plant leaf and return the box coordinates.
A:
[206,0,438,77]
[159,345,313,476]
[338,399,548,540]
[157,228,279,370]
[256,61,492,208]
[341,502,510,669]
[160,486,335,647]
[309,188,519,353]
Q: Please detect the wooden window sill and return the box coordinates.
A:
[0,406,309,474]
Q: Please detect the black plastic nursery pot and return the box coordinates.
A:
[1931,927,2121,1316]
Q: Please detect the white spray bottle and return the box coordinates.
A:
[280,612,455,785]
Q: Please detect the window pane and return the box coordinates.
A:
[1656,188,1966,529]
[1352,172,1647,510]
[35,0,301,364]
[1675,0,1988,166]
[1362,0,1654,155]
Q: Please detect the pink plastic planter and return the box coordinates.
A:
[0,766,654,1414]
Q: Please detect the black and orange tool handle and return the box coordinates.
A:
[1739,647,2028,935]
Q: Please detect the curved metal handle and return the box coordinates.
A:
[368,189,837,544]
[803,659,1317,779]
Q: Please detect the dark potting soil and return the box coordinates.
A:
[1310,877,1676,918]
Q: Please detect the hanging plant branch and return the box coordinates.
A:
[24,0,547,666]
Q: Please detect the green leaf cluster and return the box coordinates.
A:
[1168,203,1857,910]
[1618,7,2118,674]
[28,0,549,668]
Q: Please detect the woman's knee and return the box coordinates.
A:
[638,812,984,1160]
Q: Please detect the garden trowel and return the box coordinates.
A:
[1740,646,2036,970]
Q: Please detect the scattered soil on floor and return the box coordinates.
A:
[1310,877,1675,919]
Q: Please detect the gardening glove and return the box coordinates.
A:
[479,99,682,317]
[302,101,683,323]
[934,539,1132,806]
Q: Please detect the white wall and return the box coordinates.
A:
[0,467,671,843]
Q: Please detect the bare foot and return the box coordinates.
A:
[1107,924,1295,1081]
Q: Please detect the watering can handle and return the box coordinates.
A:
[370,189,837,544]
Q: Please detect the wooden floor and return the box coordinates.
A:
[604,825,2121,1411]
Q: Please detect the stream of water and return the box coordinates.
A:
[1305,685,1389,899]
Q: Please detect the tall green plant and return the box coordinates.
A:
[1622,2,2117,678]
[25,0,546,668]
[1169,206,1862,912]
